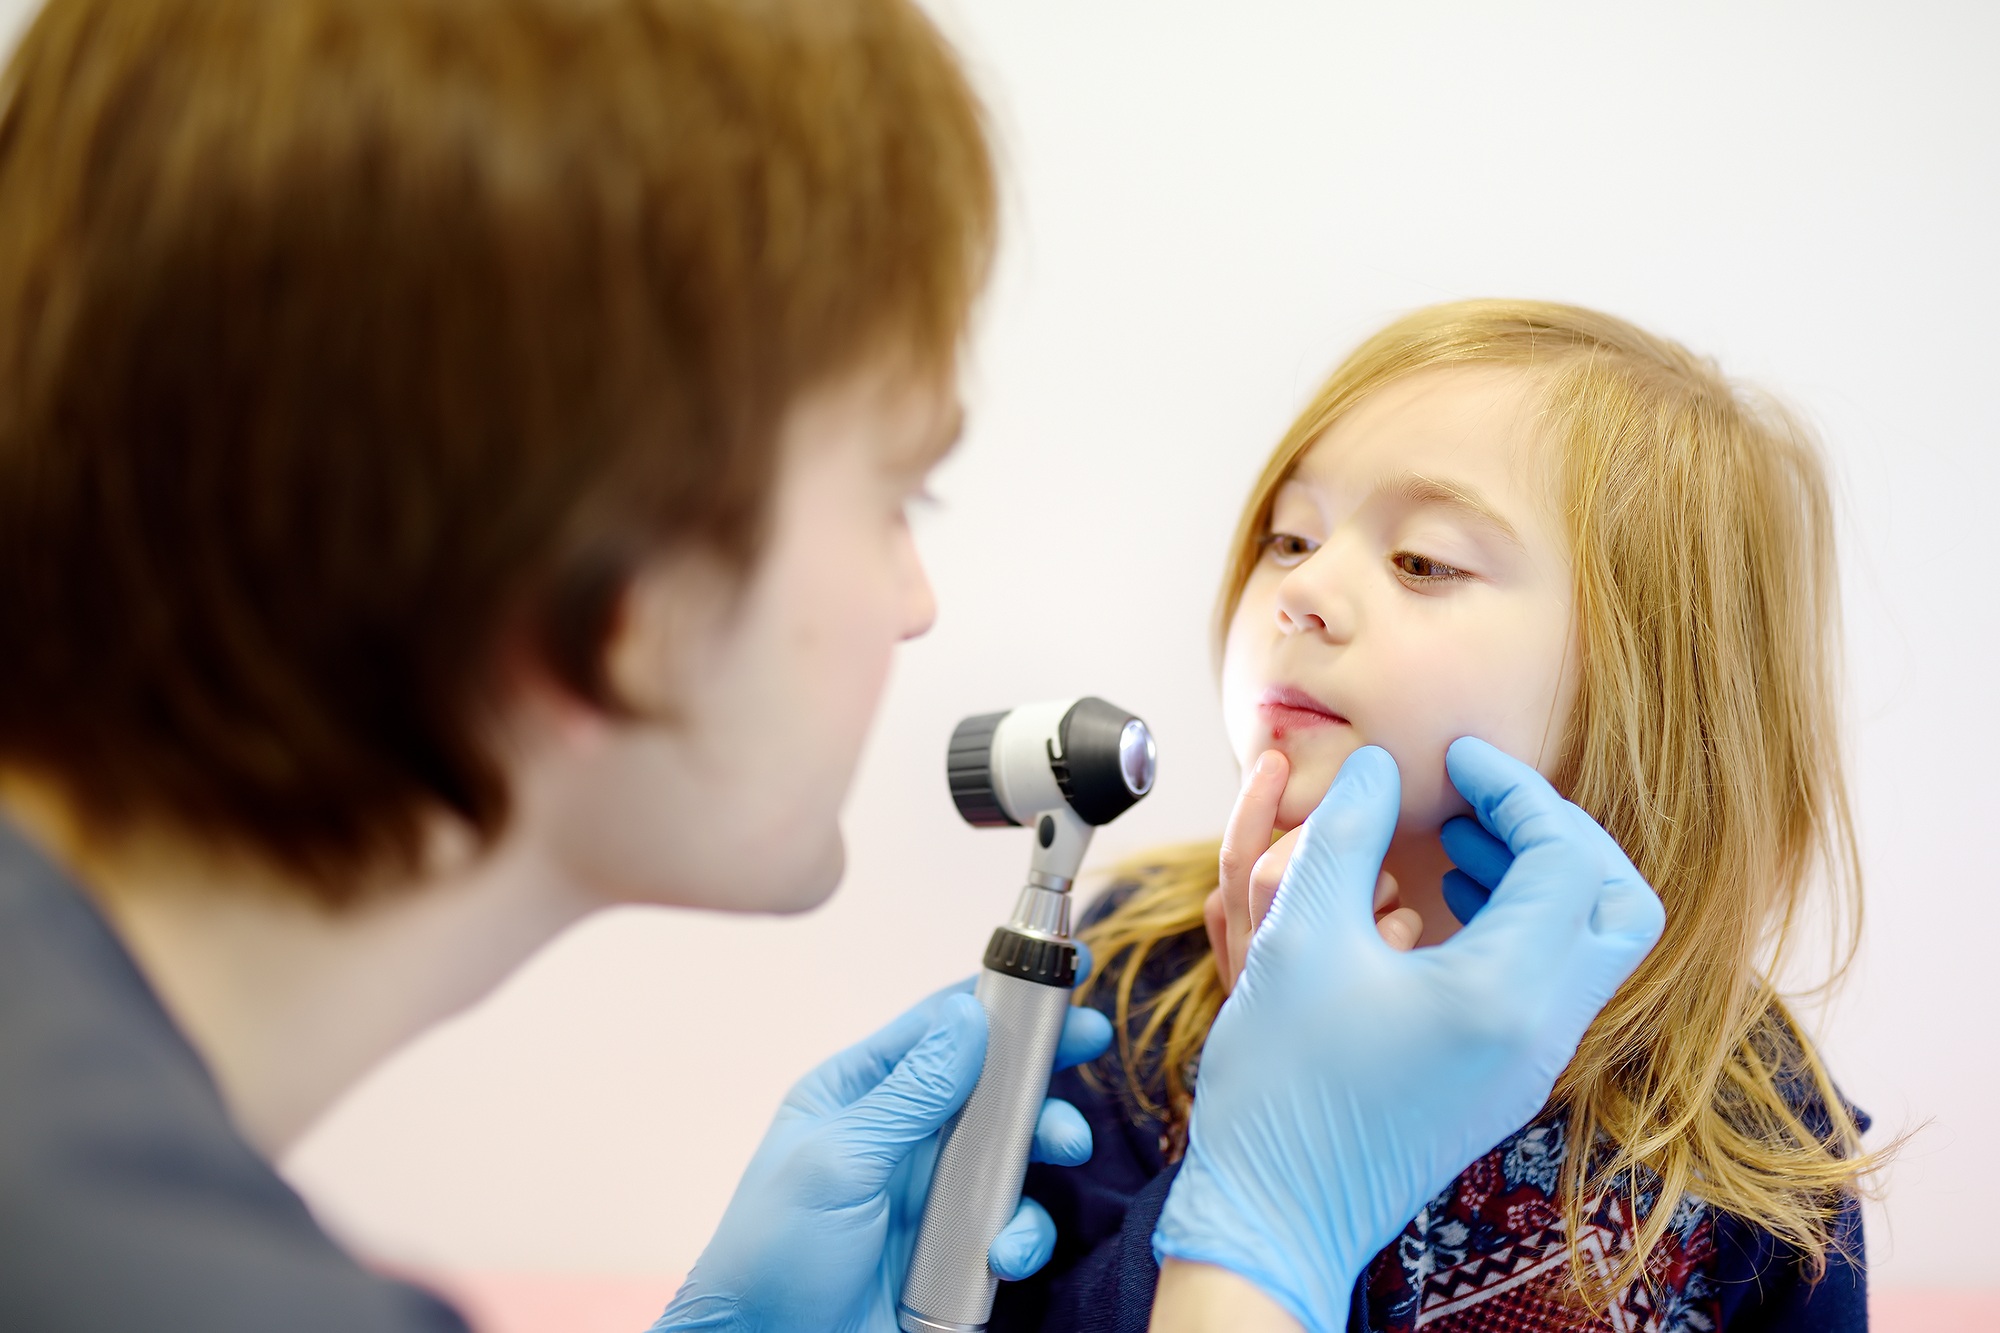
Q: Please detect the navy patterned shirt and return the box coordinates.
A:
[993,894,1868,1333]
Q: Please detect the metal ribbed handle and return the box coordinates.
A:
[898,959,1072,1332]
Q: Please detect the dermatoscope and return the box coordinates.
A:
[898,697,1157,1333]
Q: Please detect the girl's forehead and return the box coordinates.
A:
[1283,365,1558,516]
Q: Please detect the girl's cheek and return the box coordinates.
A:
[1396,759,1473,835]
[1384,653,1568,829]
[1218,619,1273,764]
[1444,652,1573,774]
[1358,716,1466,835]
[1365,649,1484,832]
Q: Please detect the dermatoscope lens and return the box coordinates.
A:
[1118,719,1157,796]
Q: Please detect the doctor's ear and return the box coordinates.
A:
[599,551,746,719]
[508,549,740,751]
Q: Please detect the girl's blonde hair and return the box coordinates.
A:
[1084,299,1875,1296]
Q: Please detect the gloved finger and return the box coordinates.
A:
[1442,738,1598,930]
[1444,738,1580,861]
[988,1197,1058,1281]
[1558,803,1665,944]
[824,992,986,1180]
[1074,940,1096,987]
[1446,738,1661,948]
[1053,1004,1112,1071]
[788,977,977,1114]
[1440,814,1512,889]
[1028,1096,1093,1166]
[1443,737,1662,991]
[1441,868,1492,926]
[1250,746,1401,966]
[1590,847,1666,945]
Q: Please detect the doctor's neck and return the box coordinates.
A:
[0,771,594,1156]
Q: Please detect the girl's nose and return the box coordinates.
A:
[1277,603,1326,633]
[1274,555,1353,640]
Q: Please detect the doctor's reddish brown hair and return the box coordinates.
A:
[1082,301,1882,1303]
[0,0,993,900]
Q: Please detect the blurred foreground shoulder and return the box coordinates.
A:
[0,818,471,1333]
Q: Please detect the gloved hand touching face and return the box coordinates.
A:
[1153,739,1665,1333]
[1203,748,1424,991]
[653,956,1112,1333]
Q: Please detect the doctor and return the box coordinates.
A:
[0,0,1663,1330]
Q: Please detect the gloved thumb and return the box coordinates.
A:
[989,1197,1058,1281]
[1256,745,1401,955]
[1443,738,1596,929]
[825,992,987,1183]
[1584,815,1666,952]
[1572,827,1666,1010]
[1442,737,1664,1033]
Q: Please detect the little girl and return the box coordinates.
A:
[993,301,1873,1332]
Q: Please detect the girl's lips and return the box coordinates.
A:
[1256,685,1348,732]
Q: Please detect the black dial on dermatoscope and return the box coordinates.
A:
[946,698,1156,830]
[946,710,1015,828]
[1051,697,1156,826]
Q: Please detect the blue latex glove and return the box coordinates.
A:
[1439,800,1521,925]
[652,951,1112,1333]
[1152,739,1665,1332]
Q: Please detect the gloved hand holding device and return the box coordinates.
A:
[651,966,1111,1333]
[1152,738,1666,1333]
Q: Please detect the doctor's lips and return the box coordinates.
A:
[1257,685,1348,737]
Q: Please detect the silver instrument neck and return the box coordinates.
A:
[1007,873,1072,940]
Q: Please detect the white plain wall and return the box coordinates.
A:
[7,0,1995,1295]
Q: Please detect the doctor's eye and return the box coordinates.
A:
[1259,532,1319,568]
[1390,551,1471,585]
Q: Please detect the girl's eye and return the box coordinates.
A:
[1390,551,1471,584]
[1259,532,1319,568]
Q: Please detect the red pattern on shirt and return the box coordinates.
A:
[1355,1114,1720,1333]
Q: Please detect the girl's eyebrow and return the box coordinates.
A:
[1377,471,1525,549]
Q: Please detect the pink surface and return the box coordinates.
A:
[414,1271,674,1333]
[1871,1289,2000,1333]
[418,1271,2000,1333]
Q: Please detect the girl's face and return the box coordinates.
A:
[1222,365,1580,835]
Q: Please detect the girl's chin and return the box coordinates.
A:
[1270,747,1457,834]
[1274,780,1333,832]
[1265,743,1351,827]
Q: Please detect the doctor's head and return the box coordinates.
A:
[0,0,994,914]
